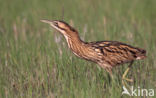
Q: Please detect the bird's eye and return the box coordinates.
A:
[53,21,58,26]
[55,23,58,26]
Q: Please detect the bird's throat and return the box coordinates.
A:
[64,34,83,50]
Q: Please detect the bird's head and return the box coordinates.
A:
[40,20,77,37]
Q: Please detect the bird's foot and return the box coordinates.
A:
[122,77,133,86]
[122,67,133,86]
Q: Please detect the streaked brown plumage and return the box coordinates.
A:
[41,20,146,82]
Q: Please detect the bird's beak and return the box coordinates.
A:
[40,19,58,27]
[40,19,63,33]
[40,19,52,24]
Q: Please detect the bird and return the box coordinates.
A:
[40,19,146,84]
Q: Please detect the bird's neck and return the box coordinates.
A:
[63,32,84,49]
[62,31,88,55]
[62,31,94,60]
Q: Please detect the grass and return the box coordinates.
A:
[0,0,156,97]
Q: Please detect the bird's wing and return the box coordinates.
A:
[89,41,146,66]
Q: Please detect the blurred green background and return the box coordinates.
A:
[0,0,156,97]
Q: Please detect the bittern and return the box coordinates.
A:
[41,20,146,84]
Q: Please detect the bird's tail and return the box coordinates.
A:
[136,48,146,60]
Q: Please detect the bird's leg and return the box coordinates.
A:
[122,61,134,85]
